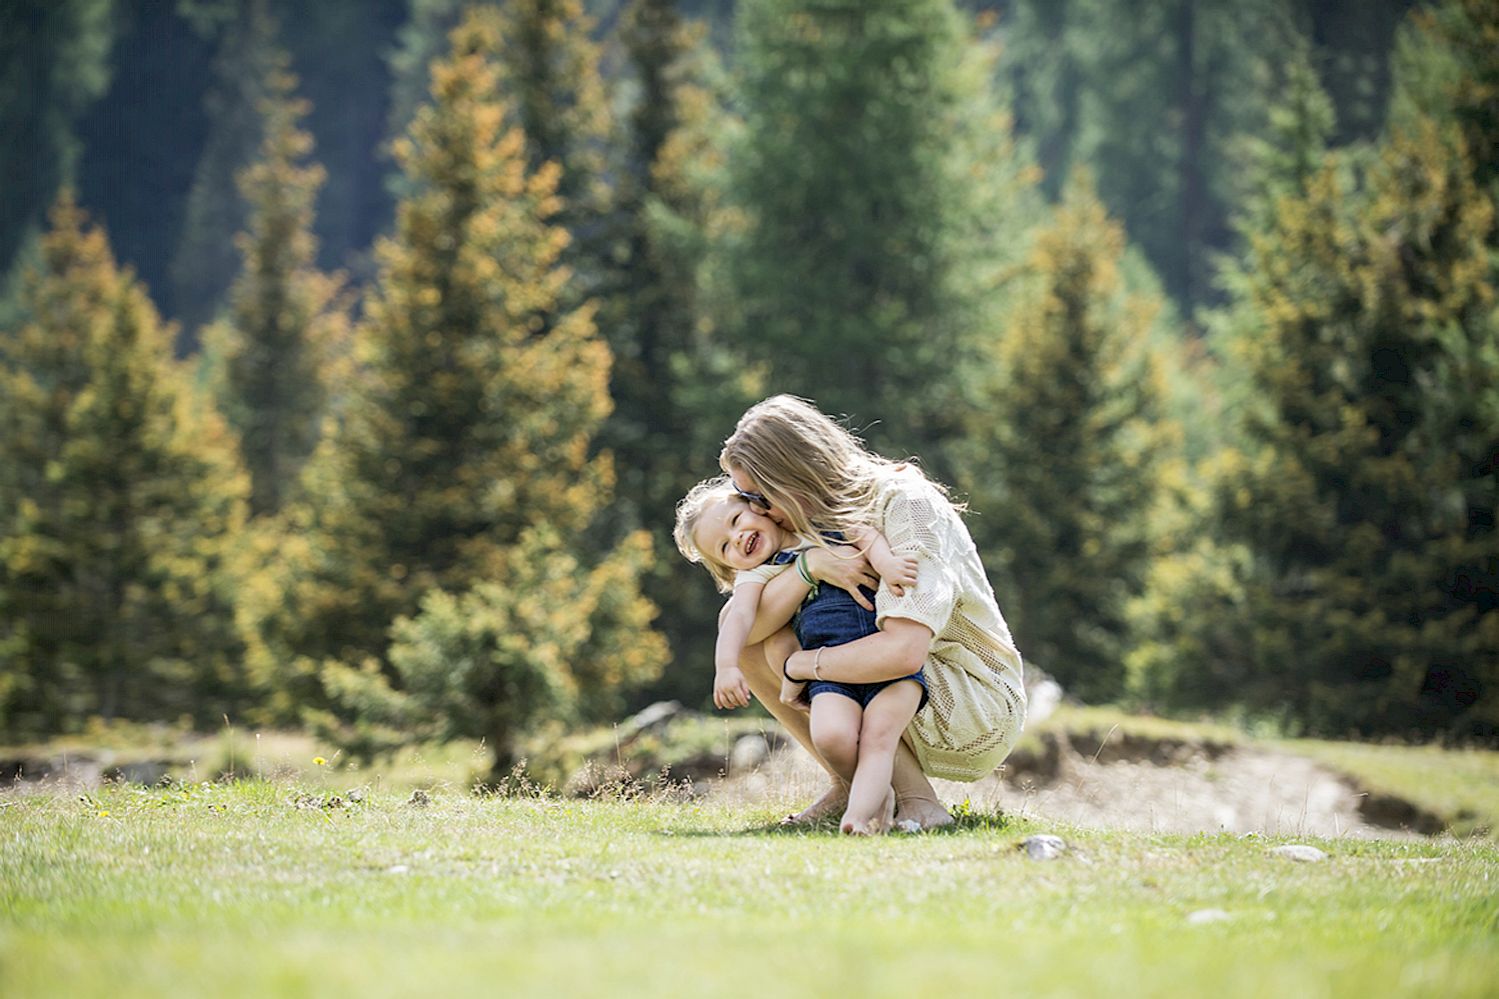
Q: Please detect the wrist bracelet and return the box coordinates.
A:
[795,552,819,597]
[812,647,824,681]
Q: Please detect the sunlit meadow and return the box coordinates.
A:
[1,771,1495,999]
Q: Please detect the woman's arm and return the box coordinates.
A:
[743,545,881,645]
[783,617,933,684]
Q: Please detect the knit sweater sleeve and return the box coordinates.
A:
[872,474,960,636]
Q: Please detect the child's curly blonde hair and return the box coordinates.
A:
[673,476,741,594]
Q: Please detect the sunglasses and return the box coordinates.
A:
[734,486,771,510]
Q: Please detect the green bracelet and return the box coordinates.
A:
[795,552,818,597]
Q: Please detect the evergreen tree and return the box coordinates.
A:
[74,3,217,326]
[490,0,618,303]
[1238,29,1338,226]
[0,0,113,282]
[245,11,665,748]
[203,54,350,517]
[274,0,407,279]
[602,0,761,704]
[960,173,1168,702]
[385,0,466,171]
[169,0,280,346]
[0,194,251,735]
[1004,0,1298,313]
[1126,31,1341,717]
[728,0,1035,466]
[1149,2,1498,737]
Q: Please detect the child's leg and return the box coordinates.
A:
[842,681,923,835]
[808,693,863,792]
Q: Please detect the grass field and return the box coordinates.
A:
[2,778,1496,998]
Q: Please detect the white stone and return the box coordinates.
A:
[729,734,770,773]
[1021,834,1067,860]
[1187,908,1232,925]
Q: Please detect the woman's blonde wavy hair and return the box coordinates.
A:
[719,395,950,541]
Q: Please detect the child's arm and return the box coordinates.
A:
[849,526,918,597]
[712,584,762,709]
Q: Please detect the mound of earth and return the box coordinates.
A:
[713,723,1437,840]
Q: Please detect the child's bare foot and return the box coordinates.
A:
[894,794,953,831]
[839,788,895,836]
[781,782,848,826]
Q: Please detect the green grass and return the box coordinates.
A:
[1026,703,1247,750]
[2,780,1496,998]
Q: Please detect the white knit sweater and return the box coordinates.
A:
[872,469,1027,781]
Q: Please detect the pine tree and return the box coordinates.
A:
[1004,0,1299,313]
[203,54,350,517]
[727,0,1035,466]
[0,0,112,281]
[597,0,761,704]
[169,0,280,345]
[489,0,618,303]
[1124,28,1341,714]
[385,0,466,168]
[245,11,665,755]
[0,194,251,734]
[960,173,1168,702]
[1173,2,1499,737]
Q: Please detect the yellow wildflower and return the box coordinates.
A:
[313,756,327,766]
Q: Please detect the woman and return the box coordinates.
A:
[720,395,1026,829]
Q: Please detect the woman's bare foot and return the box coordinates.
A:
[894,794,953,831]
[781,782,848,826]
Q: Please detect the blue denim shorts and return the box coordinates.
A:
[793,584,878,650]
[807,670,929,713]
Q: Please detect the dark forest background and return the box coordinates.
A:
[1,0,1494,770]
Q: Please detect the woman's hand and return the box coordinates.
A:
[805,545,880,611]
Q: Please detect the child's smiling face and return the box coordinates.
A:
[692,496,791,573]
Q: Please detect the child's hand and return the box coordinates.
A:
[873,551,919,597]
[713,666,751,710]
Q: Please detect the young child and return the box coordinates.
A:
[674,477,927,834]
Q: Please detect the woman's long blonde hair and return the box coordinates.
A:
[719,395,944,539]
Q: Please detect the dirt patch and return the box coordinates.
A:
[719,735,1435,840]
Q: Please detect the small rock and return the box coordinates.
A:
[407,789,431,807]
[729,734,770,773]
[1020,834,1067,860]
[387,864,409,875]
[615,700,683,741]
[1187,908,1232,925]
[346,788,366,804]
[1270,844,1327,862]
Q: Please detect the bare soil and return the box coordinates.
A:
[719,735,1428,839]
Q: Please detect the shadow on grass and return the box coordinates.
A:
[657,804,1027,839]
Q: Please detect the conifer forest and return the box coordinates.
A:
[1,0,1494,756]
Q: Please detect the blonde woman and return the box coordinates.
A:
[719,395,1026,830]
